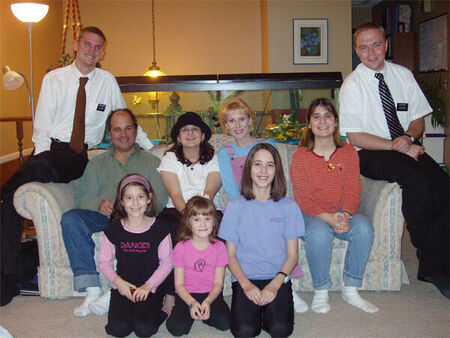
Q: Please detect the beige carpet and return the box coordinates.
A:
[0,232,448,338]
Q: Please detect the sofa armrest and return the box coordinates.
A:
[14,182,77,221]
[359,176,404,262]
[359,176,401,221]
[13,182,77,274]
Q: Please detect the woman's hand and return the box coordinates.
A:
[133,283,151,302]
[330,212,350,234]
[113,277,136,301]
[243,281,262,305]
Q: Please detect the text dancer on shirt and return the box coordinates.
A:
[339,23,449,298]
[0,26,154,307]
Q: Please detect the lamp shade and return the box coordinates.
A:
[144,68,166,77]
[3,66,24,91]
[11,3,49,23]
[144,62,165,77]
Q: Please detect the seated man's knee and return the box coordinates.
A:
[61,210,79,234]
[61,209,83,228]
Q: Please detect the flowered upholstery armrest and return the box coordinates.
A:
[14,181,76,222]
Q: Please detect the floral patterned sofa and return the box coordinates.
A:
[14,134,409,299]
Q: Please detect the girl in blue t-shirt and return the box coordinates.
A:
[219,143,305,337]
[166,196,231,335]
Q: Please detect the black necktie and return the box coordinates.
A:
[374,73,404,140]
[69,77,89,153]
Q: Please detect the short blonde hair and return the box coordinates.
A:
[218,97,256,135]
[354,23,386,46]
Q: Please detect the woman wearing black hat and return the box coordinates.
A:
[157,112,222,222]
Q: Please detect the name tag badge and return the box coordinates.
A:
[97,104,106,112]
[397,103,408,111]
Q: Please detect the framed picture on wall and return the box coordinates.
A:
[419,14,448,72]
[293,18,328,65]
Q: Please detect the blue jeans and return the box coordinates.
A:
[301,214,374,290]
[61,209,109,292]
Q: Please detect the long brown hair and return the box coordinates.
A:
[300,98,345,151]
[109,174,157,224]
[241,143,286,201]
[177,196,220,243]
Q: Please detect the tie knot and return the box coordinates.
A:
[374,73,384,81]
[79,77,88,87]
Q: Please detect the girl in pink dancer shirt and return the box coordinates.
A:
[99,174,173,337]
[166,196,231,336]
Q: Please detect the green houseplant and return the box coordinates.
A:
[423,76,447,129]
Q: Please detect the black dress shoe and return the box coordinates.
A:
[0,274,20,306]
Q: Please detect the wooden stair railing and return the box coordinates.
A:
[0,116,33,166]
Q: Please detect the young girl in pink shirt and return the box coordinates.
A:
[99,174,173,337]
[166,196,231,336]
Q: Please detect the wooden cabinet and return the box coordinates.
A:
[392,32,415,71]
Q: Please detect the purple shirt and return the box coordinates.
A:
[219,196,304,282]
[172,239,228,293]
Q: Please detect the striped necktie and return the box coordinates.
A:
[374,73,404,140]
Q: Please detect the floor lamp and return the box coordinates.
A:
[10,2,49,123]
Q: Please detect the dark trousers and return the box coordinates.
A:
[230,280,294,338]
[156,208,182,297]
[0,140,88,305]
[358,149,449,279]
[106,288,167,338]
[166,292,231,336]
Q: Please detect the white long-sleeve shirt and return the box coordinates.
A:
[33,63,152,154]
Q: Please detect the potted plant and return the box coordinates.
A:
[423,76,447,129]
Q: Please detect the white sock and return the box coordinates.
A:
[311,289,331,314]
[73,287,102,317]
[292,285,308,313]
[342,286,379,313]
[88,289,111,316]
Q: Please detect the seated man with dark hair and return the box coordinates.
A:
[61,108,168,317]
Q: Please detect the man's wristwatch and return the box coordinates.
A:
[404,133,414,142]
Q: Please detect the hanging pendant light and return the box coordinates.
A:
[144,0,165,77]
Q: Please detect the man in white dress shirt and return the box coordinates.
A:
[339,23,449,298]
[0,26,152,306]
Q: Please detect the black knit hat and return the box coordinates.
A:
[171,112,212,143]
